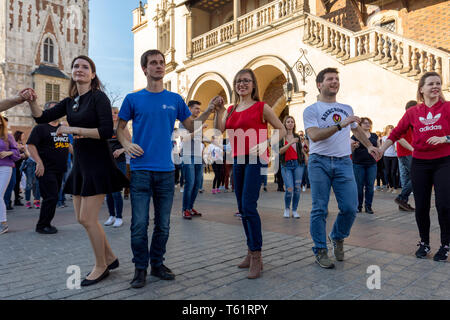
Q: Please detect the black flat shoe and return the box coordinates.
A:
[81,269,109,287]
[365,207,374,214]
[108,258,119,270]
[36,226,58,234]
[130,268,147,288]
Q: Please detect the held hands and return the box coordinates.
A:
[367,146,382,161]
[427,136,447,145]
[19,88,37,103]
[208,96,225,113]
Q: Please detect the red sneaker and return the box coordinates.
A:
[182,210,192,220]
[34,200,40,209]
[191,209,202,217]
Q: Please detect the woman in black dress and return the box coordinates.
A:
[20,56,129,286]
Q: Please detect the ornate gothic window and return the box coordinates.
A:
[158,20,170,53]
[43,38,54,64]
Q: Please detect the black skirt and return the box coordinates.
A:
[64,138,129,196]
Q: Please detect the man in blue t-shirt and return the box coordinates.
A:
[117,49,219,289]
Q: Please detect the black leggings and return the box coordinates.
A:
[212,162,223,189]
[383,156,399,188]
[411,156,450,247]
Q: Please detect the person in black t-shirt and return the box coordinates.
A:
[351,117,379,214]
[27,101,69,234]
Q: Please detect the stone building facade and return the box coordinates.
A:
[0,0,89,135]
[132,0,449,132]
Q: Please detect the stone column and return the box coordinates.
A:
[233,0,240,39]
[186,10,193,59]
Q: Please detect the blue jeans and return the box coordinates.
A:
[182,157,203,211]
[308,154,358,254]
[233,156,263,251]
[4,167,15,207]
[397,155,412,202]
[281,160,305,211]
[106,161,126,218]
[352,163,377,209]
[57,166,72,206]
[24,162,40,201]
[302,165,310,187]
[130,170,174,270]
[260,164,268,187]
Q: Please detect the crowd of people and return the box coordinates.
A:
[0,48,448,288]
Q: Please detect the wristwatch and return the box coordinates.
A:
[336,123,342,131]
[446,135,450,143]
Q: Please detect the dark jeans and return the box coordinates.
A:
[106,161,126,218]
[301,164,310,187]
[411,156,450,247]
[14,160,23,202]
[233,156,263,251]
[4,167,16,207]
[212,162,223,189]
[130,170,175,270]
[353,163,377,209]
[57,166,71,206]
[397,155,413,202]
[376,157,386,187]
[384,156,399,189]
[36,171,63,229]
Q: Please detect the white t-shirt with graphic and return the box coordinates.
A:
[303,101,358,157]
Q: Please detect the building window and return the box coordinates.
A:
[158,21,170,53]
[43,38,54,63]
[45,83,60,102]
[380,20,396,32]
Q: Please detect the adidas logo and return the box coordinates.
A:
[419,125,442,132]
[419,112,441,125]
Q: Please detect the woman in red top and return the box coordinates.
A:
[214,69,286,279]
[279,116,307,219]
[380,72,450,262]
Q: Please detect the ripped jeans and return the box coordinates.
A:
[281,160,305,211]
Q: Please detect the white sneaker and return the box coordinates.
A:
[113,218,123,228]
[302,186,306,192]
[292,210,300,219]
[283,209,290,218]
[180,187,184,193]
[104,216,115,226]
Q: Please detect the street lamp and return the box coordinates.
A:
[283,48,315,104]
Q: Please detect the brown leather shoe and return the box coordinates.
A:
[247,250,263,279]
[238,249,251,268]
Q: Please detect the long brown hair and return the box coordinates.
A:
[226,69,260,120]
[68,55,103,98]
[283,115,297,134]
[0,116,9,144]
[417,71,445,103]
[382,125,394,137]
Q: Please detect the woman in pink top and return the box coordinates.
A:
[380,72,450,261]
[214,69,286,279]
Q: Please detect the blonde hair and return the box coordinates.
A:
[383,125,394,137]
[0,116,9,145]
[417,72,445,103]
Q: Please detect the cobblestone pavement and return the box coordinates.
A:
[1,177,449,300]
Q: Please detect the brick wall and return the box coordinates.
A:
[315,0,449,52]
[400,0,450,52]
[316,0,362,32]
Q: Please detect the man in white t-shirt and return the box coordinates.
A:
[303,67,381,269]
